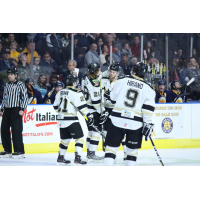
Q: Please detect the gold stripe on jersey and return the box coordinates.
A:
[105,148,116,155]
[113,106,142,116]
[127,152,138,156]
[103,102,115,108]
[91,136,100,140]
[75,139,84,143]
[61,140,69,146]
[142,110,154,116]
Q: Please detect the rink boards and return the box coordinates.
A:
[0,103,200,154]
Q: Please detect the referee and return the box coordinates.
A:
[0,67,28,158]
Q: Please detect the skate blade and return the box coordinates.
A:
[12,155,25,159]
[87,159,104,163]
[56,162,71,166]
[74,163,87,166]
[0,155,12,158]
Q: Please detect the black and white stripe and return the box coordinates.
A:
[1,81,28,112]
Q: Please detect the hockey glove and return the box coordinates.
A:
[104,90,111,101]
[86,113,94,126]
[142,122,154,141]
[99,110,109,125]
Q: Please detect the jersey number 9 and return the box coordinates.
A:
[124,89,138,108]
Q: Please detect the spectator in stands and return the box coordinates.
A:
[99,44,108,65]
[120,53,131,75]
[102,54,110,72]
[99,33,107,44]
[176,49,185,67]
[22,41,39,65]
[84,43,100,67]
[187,57,200,100]
[116,33,131,41]
[111,33,118,43]
[74,48,85,69]
[96,37,103,55]
[40,51,63,75]
[0,48,16,72]
[155,80,172,103]
[10,41,20,61]
[43,80,64,104]
[2,34,19,50]
[0,42,2,59]
[61,33,70,47]
[76,33,90,50]
[113,43,122,63]
[10,58,18,66]
[130,57,138,66]
[48,74,59,90]
[192,48,198,61]
[33,57,42,78]
[25,78,43,104]
[65,60,83,85]
[131,36,141,59]
[34,74,48,98]
[143,41,154,59]
[169,55,180,81]
[170,80,188,103]
[33,33,46,55]
[87,33,98,45]
[106,34,114,53]
[46,33,63,65]
[17,53,31,82]
[121,41,132,59]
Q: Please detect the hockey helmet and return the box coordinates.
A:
[171,80,180,90]
[54,80,64,88]
[65,74,78,86]
[132,62,148,78]
[25,78,35,86]
[7,67,18,75]
[158,79,166,86]
[88,62,101,74]
[109,62,121,73]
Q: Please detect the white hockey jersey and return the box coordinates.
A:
[53,87,89,128]
[110,75,156,130]
[82,75,105,114]
[100,77,117,109]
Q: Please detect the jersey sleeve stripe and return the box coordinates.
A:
[91,100,101,104]
[142,104,155,112]
[77,104,87,111]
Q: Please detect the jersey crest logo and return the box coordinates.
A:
[161,118,173,133]
[92,79,99,86]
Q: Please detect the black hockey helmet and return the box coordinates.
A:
[65,74,78,86]
[7,67,18,75]
[109,62,121,73]
[132,62,148,78]
[88,62,101,74]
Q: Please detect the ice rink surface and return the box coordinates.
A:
[0,148,199,166]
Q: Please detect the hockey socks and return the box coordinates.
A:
[75,137,84,156]
[88,131,100,152]
[59,139,71,155]
[104,146,119,166]
[125,147,138,166]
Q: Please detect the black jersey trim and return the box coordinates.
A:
[91,100,101,105]
[142,104,155,112]
[87,105,96,110]
[77,104,87,111]
[110,100,116,104]
[53,106,58,110]
[111,111,143,122]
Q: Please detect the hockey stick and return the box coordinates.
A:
[149,135,164,166]
[70,101,105,138]
[44,87,55,104]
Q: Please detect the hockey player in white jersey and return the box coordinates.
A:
[82,62,109,162]
[104,62,156,166]
[101,63,126,159]
[53,74,94,165]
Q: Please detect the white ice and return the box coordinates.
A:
[0,148,200,166]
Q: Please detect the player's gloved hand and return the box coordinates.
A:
[86,113,94,126]
[99,110,109,125]
[104,90,110,101]
[142,122,154,141]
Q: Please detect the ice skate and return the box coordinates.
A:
[12,152,25,159]
[57,153,71,165]
[86,150,104,163]
[74,152,87,165]
[0,151,12,158]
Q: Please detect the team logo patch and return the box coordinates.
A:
[92,79,99,86]
[124,110,132,118]
[124,123,127,127]
[161,118,173,133]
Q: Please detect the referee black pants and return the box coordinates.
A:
[1,108,24,153]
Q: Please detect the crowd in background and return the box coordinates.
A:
[0,33,200,103]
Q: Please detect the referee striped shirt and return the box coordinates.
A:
[1,80,28,112]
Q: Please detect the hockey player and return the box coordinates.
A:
[44,80,64,104]
[82,62,109,162]
[101,63,127,160]
[170,80,188,103]
[53,74,94,165]
[104,62,156,166]
[25,78,43,104]
[155,80,172,103]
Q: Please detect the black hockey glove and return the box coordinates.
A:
[142,122,154,141]
[104,90,110,101]
[99,110,109,125]
[86,113,94,126]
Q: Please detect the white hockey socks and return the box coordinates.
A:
[59,139,71,155]
[104,146,119,166]
[89,131,100,152]
[75,137,84,156]
[125,147,138,166]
